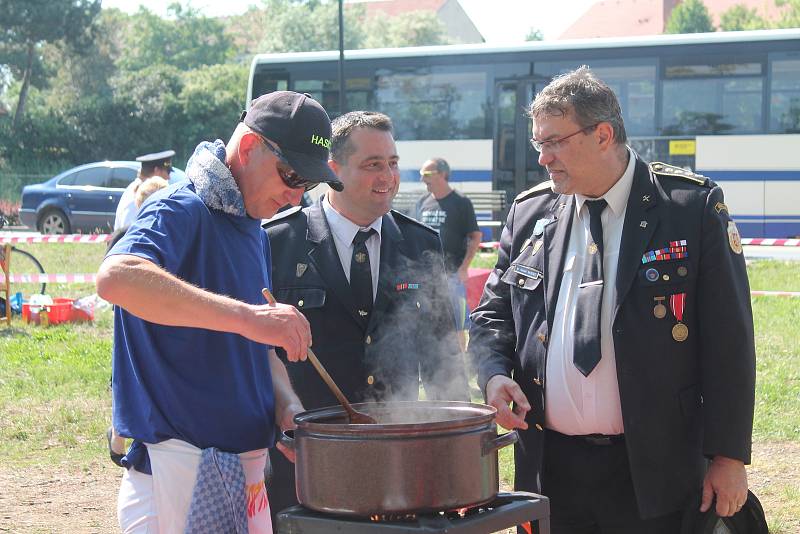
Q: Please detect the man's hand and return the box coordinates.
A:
[275,401,304,464]
[700,455,748,517]
[485,375,531,430]
[242,300,311,362]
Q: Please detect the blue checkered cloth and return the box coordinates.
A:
[184,447,247,534]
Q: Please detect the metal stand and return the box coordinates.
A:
[0,244,11,324]
[276,491,550,534]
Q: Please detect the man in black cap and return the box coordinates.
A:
[113,150,175,231]
[97,91,342,534]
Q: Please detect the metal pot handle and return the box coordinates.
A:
[482,430,519,456]
[280,430,295,452]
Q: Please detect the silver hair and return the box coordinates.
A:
[528,66,627,145]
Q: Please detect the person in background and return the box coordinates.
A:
[469,66,755,533]
[416,157,482,351]
[97,91,342,534]
[106,176,170,253]
[114,150,174,231]
[263,111,469,522]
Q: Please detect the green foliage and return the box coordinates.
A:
[525,28,544,41]
[362,11,450,49]
[665,0,715,34]
[257,0,366,53]
[776,0,800,27]
[719,4,769,30]
[0,0,101,126]
[177,63,249,157]
[118,4,234,71]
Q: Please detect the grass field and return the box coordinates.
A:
[1,244,798,531]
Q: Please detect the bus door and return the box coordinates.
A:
[493,79,549,208]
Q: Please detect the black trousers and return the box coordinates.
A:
[540,429,683,534]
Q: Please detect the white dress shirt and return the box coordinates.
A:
[114,177,142,230]
[544,148,636,436]
[322,194,382,301]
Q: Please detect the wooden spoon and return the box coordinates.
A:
[262,288,377,425]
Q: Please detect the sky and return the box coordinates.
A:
[100,0,597,41]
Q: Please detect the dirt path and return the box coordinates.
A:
[1,442,798,533]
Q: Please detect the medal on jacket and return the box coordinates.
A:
[670,292,688,342]
[653,296,666,319]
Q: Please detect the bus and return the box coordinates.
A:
[248,29,800,238]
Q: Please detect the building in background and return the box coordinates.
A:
[560,0,784,38]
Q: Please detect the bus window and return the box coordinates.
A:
[251,70,288,100]
[534,61,657,136]
[661,59,763,135]
[293,76,371,117]
[374,65,490,140]
[769,56,800,133]
[496,83,517,171]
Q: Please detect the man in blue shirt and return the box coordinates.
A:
[97,91,343,534]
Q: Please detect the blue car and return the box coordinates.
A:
[19,161,186,234]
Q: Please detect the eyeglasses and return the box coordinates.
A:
[419,170,438,177]
[529,123,599,153]
[258,136,318,191]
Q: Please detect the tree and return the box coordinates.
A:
[0,0,101,131]
[118,4,233,71]
[257,0,366,53]
[665,0,715,34]
[719,4,768,30]
[776,0,800,27]
[362,11,450,49]
[525,28,544,41]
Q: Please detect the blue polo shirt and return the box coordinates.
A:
[108,181,276,471]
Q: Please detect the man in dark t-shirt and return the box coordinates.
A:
[415,158,482,349]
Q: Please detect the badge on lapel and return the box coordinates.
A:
[396,282,420,291]
[532,218,552,237]
[296,263,308,278]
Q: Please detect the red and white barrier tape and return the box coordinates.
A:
[0,234,111,244]
[0,273,96,284]
[480,238,800,250]
[740,238,800,247]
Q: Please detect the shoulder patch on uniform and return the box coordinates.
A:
[649,162,710,187]
[515,180,555,202]
[261,205,302,228]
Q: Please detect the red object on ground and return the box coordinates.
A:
[22,297,94,325]
[466,268,492,311]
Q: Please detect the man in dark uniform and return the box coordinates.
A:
[114,150,175,231]
[264,111,469,519]
[469,67,755,533]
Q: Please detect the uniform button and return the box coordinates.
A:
[366,335,372,345]
[298,299,304,307]
[416,301,421,309]
[662,274,670,281]
[367,375,374,385]
[533,377,542,386]
[537,333,546,343]
[535,424,543,431]
[518,278,525,286]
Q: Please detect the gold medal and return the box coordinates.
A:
[672,322,688,342]
[653,296,667,318]
[532,240,543,254]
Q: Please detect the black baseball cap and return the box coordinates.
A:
[241,91,343,191]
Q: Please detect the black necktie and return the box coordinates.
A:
[573,198,607,377]
[351,228,377,324]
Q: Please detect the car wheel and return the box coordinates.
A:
[38,209,71,235]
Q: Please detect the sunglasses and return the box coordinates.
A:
[258,136,318,191]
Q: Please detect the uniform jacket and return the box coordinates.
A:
[263,198,469,517]
[469,155,756,519]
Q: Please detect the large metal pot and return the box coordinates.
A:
[280,400,517,516]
